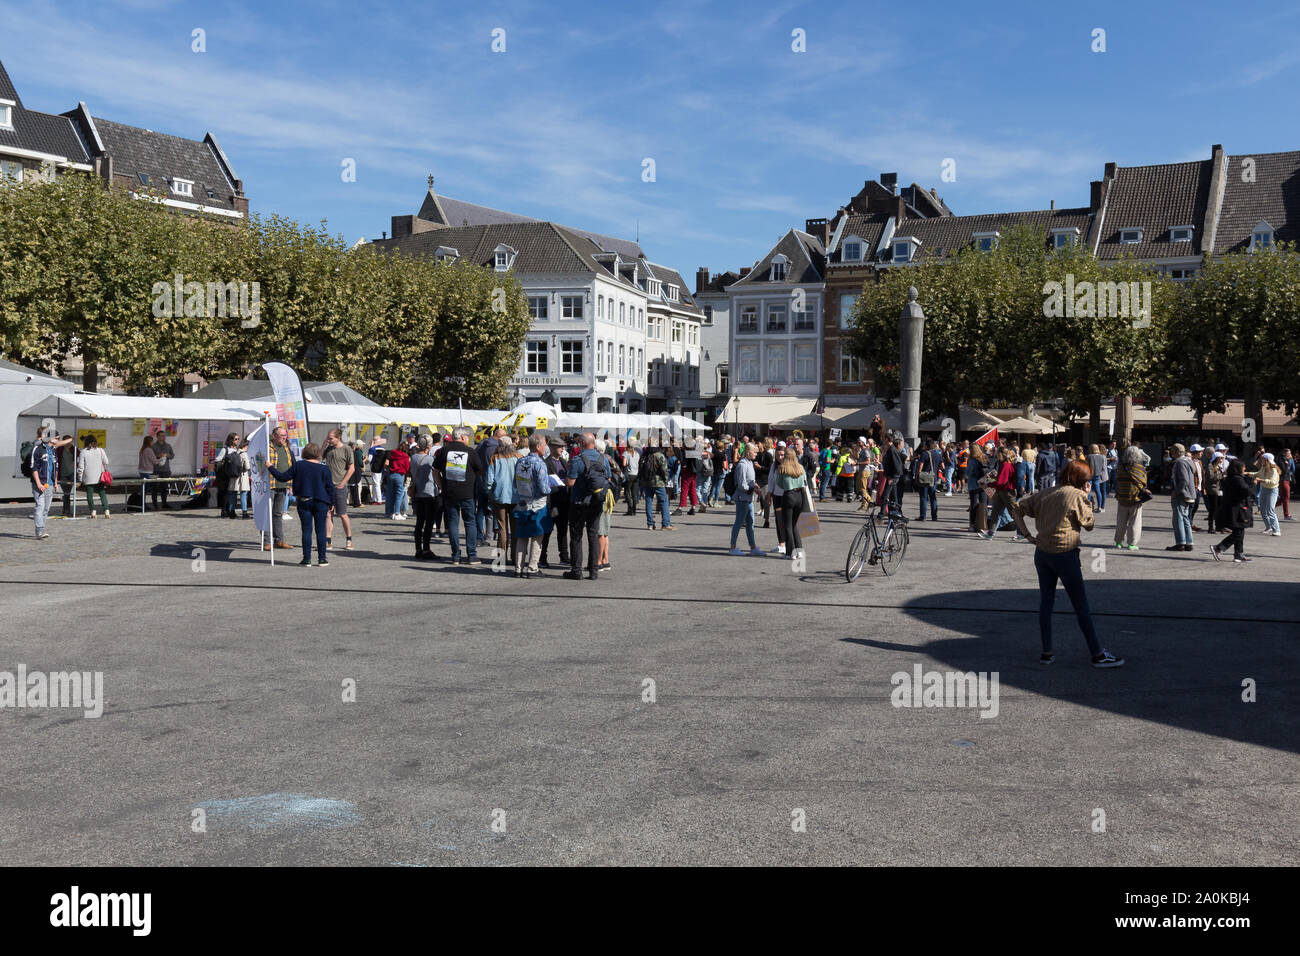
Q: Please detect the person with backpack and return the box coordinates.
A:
[25,426,73,539]
[77,434,112,518]
[914,438,941,521]
[639,441,673,531]
[565,433,610,580]
[213,434,243,518]
[540,442,569,568]
[58,436,78,517]
[513,432,552,578]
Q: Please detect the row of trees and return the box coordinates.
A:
[847,226,1300,439]
[0,173,532,407]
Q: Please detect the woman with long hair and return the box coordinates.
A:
[775,448,808,559]
[1010,460,1124,668]
[485,439,520,565]
[1112,444,1150,550]
[1209,459,1254,563]
[1247,453,1282,536]
[983,446,1019,539]
[266,442,335,567]
[966,443,989,534]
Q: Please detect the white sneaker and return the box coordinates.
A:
[771,545,785,554]
[284,512,294,520]
[944,491,953,497]
[1271,531,1281,536]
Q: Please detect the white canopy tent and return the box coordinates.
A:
[16,394,265,477]
[2,360,75,496]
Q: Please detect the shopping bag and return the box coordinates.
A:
[797,486,822,537]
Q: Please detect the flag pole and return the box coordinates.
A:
[265,411,274,568]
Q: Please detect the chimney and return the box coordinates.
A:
[881,172,898,195]
[805,217,831,246]
[1089,180,1104,212]
[1050,200,1055,211]
[696,267,710,294]
[739,266,751,277]
[1104,162,1117,179]
[382,231,387,240]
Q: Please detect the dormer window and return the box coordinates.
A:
[842,238,863,262]
[1170,225,1194,243]
[1051,227,1080,249]
[435,246,459,263]
[171,178,194,198]
[892,238,919,263]
[137,172,152,187]
[973,231,999,252]
[665,285,679,302]
[204,185,217,199]
[0,99,14,130]
[1251,221,1275,251]
[770,255,788,282]
[1119,228,1143,244]
[647,278,661,297]
[494,244,517,271]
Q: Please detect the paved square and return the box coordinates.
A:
[1,491,1296,865]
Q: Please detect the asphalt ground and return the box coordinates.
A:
[1,485,1296,865]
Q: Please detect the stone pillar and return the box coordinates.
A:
[899,286,925,450]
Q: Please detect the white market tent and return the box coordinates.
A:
[2,359,75,496]
[16,394,265,476]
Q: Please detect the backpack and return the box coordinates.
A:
[221,448,245,479]
[579,451,610,497]
[370,448,387,473]
[723,468,736,497]
[701,455,713,476]
[638,451,665,486]
[19,440,36,478]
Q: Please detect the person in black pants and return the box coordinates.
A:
[540,446,568,567]
[1209,460,1253,564]
[267,442,334,567]
[564,434,605,580]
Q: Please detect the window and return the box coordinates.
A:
[671,322,683,344]
[525,340,548,373]
[738,306,758,333]
[794,344,815,382]
[617,302,624,324]
[665,285,679,301]
[494,244,517,270]
[0,159,22,184]
[205,185,217,199]
[647,278,661,297]
[688,365,698,391]
[672,363,682,388]
[561,296,583,319]
[435,245,460,263]
[560,340,584,374]
[766,304,787,332]
[974,232,998,252]
[843,240,862,262]
[596,340,604,373]
[1251,222,1275,251]
[689,325,699,346]
[637,348,643,376]
[738,346,759,383]
[1119,229,1142,244]
[607,342,613,374]
[171,178,194,197]
[893,241,913,263]
[840,293,859,329]
[639,308,644,329]
[597,295,604,318]
[793,303,815,331]
[528,296,548,320]
[137,172,152,187]
[703,305,714,325]
[1170,226,1193,243]
[618,344,625,375]
[0,100,13,130]
[840,349,861,384]
[718,365,729,394]
[1052,232,1074,249]
[765,345,787,383]
[1166,267,1197,282]
[770,258,787,281]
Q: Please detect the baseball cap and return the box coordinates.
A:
[858,436,867,443]
[1264,452,1275,462]
[1214,443,1227,450]
[1189,443,1204,452]
[777,441,786,448]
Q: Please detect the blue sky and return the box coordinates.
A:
[4,0,1299,279]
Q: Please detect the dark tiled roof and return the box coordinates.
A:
[643,261,703,316]
[0,60,90,163]
[92,118,238,210]
[374,220,640,287]
[1096,160,1211,260]
[1214,150,1300,254]
[698,270,740,294]
[892,208,1092,261]
[421,190,645,260]
[827,213,890,267]
[729,229,825,287]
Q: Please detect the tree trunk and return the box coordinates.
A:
[1114,394,1133,446]
[1087,396,1103,446]
[82,349,98,393]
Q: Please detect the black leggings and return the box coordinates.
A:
[1034,548,1101,657]
[413,497,436,553]
[779,496,805,553]
[1217,526,1244,558]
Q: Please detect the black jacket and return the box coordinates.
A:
[1216,474,1253,530]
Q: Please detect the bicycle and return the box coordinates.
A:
[846,499,910,582]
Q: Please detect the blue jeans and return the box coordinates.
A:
[1034,548,1102,657]
[384,472,405,517]
[1091,476,1107,510]
[476,489,492,539]
[1258,485,1279,532]
[1014,461,1027,495]
[730,497,755,550]
[1024,463,1035,492]
[299,498,330,562]
[917,483,937,518]
[1173,499,1194,544]
[238,490,249,512]
[444,496,479,559]
[32,482,53,535]
[1108,464,1117,493]
[699,475,712,505]
[643,486,671,528]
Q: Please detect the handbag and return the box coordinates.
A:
[100,469,113,486]
[1137,487,1152,504]
[796,486,822,537]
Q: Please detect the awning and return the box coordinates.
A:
[18,393,264,421]
[717,396,816,425]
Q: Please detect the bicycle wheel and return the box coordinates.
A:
[845,523,873,582]
[879,522,908,576]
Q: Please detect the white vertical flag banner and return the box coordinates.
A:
[248,419,271,534]
[262,361,310,459]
